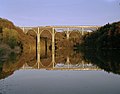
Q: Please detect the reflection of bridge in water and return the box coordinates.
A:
[20,26,100,71]
[21,61,100,71]
[21,55,100,71]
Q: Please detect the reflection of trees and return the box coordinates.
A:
[0,52,20,79]
[80,49,120,75]
[0,50,36,80]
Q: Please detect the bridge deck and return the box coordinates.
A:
[19,25,100,29]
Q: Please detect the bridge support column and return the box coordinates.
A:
[22,27,25,33]
[67,56,70,68]
[82,60,85,68]
[37,59,40,69]
[37,27,40,63]
[66,28,70,39]
[82,27,84,35]
[52,28,55,68]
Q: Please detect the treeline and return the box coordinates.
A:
[80,21,120,49]
[0,18,23,50]
[74,21,120,75]
[0,18,36,53]
[0,18,36,79]
[0,18,36,63]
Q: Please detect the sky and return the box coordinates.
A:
[0,0,120,26]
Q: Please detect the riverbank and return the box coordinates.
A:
[77,21,120,49]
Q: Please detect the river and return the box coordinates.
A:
[0,48,120,94]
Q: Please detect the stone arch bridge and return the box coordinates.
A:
[19,25,100,65]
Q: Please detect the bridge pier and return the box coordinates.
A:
[82,60,85,68]
[22,27,28,34]
[52,28,55,67]
[19,26,100,69]
[81,27,84,35]
[66,56,70,68]
[66,28,70,39]
[37,27,40,63]
[22,27,25,32]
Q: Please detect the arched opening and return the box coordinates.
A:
[27,29,37,39]
[55,32,65,50]
[40,29,52,67]
[26,29,37,60]
[69,31,81,45]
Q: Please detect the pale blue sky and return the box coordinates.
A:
[0,0,120,26]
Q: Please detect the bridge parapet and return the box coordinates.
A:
[19,25,101,37]
[21,62,100,70]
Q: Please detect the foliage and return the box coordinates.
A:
[8,52,17,63]
[7,36,18,49]
[2,28,19,49]
[80,21,120,49]
[0,18,15,29]
[0,18,25,50]
[79,49,120,75]
[0,48,4,57]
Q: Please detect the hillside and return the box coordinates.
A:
[0,18,36,54]
[0,18,37,79]
[80,21,120,49]
[74,21,120,75]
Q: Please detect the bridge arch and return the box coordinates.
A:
[69,31,81,43]
[20,26,100,66]
[40,29,52,39]
[27,29,37,34]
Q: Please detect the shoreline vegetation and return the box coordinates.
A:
[74,21,120,75]
[75,49,120,75]
[0,18,36,62]
[0,18,80,79]
[0,18,36,79]
[76,21,120,50]
[0,18,120,79]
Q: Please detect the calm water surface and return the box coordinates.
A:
[0,49,120,94]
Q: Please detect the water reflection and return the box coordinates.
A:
[0,45,120,80]
[0,46,120,94]
[79,49,120,75]
[0,52,20,79]
[22,47,100,70]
